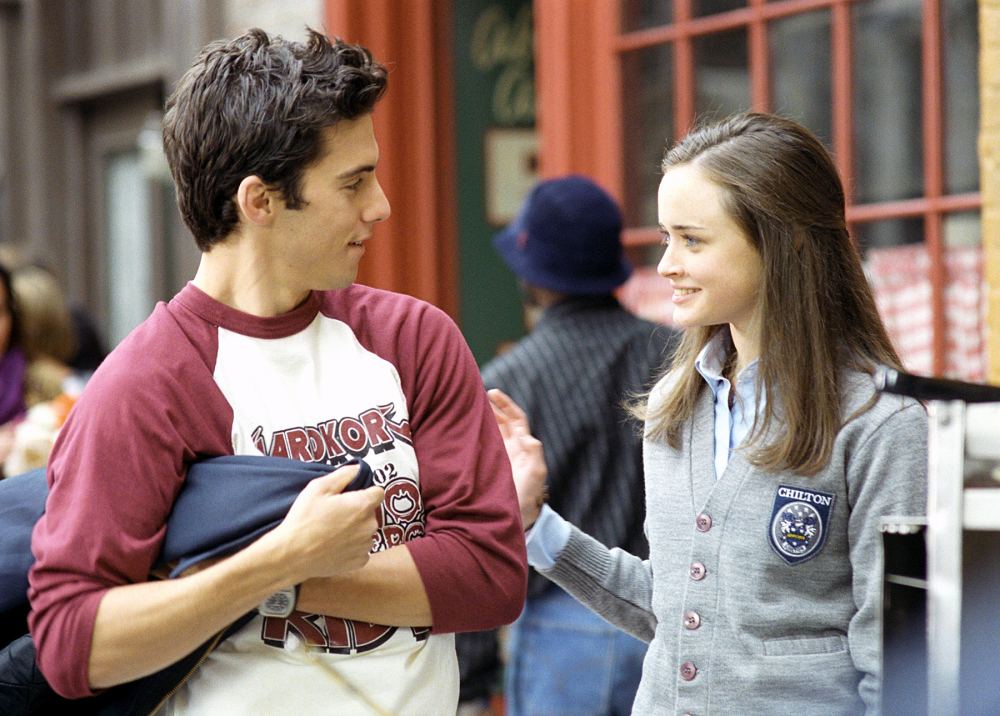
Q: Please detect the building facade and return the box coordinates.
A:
[0,0,995,380]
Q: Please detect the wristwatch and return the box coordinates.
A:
[258,585,299,618]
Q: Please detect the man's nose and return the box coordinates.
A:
[365,178,391,224]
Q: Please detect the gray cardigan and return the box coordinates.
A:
[539,370,926,715]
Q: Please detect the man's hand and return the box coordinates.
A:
[265,463,385,581]
[87,464,384,690]
[488,389,548,530]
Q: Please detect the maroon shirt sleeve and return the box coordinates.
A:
[328,288,527,633]
[27,302,234,698]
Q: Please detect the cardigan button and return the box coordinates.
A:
[689,562,707,580]
[683,610,701,630]
[696,513,713,532]
[680,660,698,681]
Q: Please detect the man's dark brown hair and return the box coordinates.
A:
[162,28,388,250]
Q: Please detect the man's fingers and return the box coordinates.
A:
[316,464,361,494]
[358,485,385,509]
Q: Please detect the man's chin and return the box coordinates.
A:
[320,272,358,291]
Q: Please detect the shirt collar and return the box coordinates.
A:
[694,330,760,397]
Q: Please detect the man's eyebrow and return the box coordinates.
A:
[336,164,376,180]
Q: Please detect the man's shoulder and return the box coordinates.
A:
[319,284,454,330]
[85,299,212,395]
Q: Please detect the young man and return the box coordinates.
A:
[28,29,526,714]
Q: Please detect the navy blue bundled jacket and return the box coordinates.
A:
[0,455,371,714]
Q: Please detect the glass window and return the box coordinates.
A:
[694,28,749,121]
[860,218,931,372]
[693,0,746,19]
[621,0,671,31]
[943,210,980,248]
[854,216,925,254]
[943,0,979,195]
[621,44,673,227]
[942,212,985,379]
[105,150,153,346]
[852,0,923,204]
[770,10,833,147]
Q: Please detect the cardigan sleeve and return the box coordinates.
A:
[540,524,657,643]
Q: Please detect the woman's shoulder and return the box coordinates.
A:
[839,366,926,436]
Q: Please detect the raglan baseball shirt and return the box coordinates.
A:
[28,283,527,714]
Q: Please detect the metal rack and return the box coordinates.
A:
[877,368,1000,716]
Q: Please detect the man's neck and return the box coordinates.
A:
[192,238,310,318]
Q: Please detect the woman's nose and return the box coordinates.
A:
[657,246,682,278]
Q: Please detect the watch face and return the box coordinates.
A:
[260,588,295,617]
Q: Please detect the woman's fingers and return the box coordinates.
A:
[488,388,533,439]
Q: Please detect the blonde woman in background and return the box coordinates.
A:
[3,265,82,475]
[11,264,78,407]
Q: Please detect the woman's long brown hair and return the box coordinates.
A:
[641,113,902,475]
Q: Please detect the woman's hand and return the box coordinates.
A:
[488,388,548,530]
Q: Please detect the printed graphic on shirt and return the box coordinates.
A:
[250,402,412,468]
[768,484,835,565]
[257,452,429,653]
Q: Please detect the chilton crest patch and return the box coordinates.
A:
[768,484,835,565]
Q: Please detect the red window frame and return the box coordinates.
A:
[535,0,981,377]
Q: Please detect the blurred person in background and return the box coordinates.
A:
[2,264,83,476]
[12,265,80,405]
[457,175,679,716]
[0,262,27,474]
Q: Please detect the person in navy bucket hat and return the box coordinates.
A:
[455,176,679,716]
[492,175,633,295]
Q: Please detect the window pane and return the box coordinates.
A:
[944,0,979,194]
[942,212,985,380]
[693,0,746,18]
[105,150,153,345]
[852,0,923,204]
[854,216,924,254]
[944,210,980,248]
[861,219,930,373]
[694,29,749,121]
[621,0,671,31]
[621,44,673,227]
[769,10,832,147]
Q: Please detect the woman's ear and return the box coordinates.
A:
[235,175,274,226]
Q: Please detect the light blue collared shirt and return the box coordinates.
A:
[693,331,764,479]
[526,331,765,568]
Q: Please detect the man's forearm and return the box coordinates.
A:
[88,531,296,689]
[297,545,431,626]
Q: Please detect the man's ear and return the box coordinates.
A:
[235,175,276,226]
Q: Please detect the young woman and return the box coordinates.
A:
[495,112,926,715]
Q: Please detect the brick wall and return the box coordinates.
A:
[982,0,1000,382]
